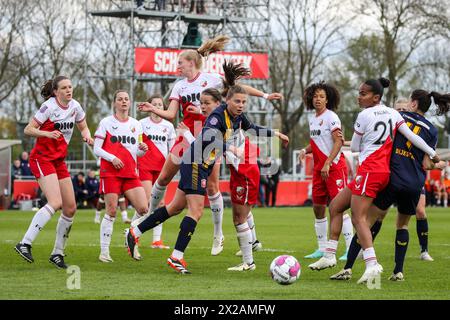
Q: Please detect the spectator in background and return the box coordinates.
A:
[258,157,271,206]
[20,151,33,177]
[154,0,166,10]
[189,0,206,14]
[259,156,280,207]
[11,159,22,190]
[257,159,266,207]
[72,172,88,208]
[267,157,281,207]
[136,0,145,10]
[86,169,100,208]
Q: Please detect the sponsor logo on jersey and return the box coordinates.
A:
[54,122,74,130]
[110,135,137,144]
[331,121,336,126]
[310,129,321,136]
[53,113,61,118]
[181,92,201,105]
[147,134,167,142]
[112,126,118,130]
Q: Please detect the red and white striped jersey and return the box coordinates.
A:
[354,104,405,173]
[169,72,223,136]
[94,115,143,178]
[30,97,85,161]
[138,117,176,172]
[309,109,346,171]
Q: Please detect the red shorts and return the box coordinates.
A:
[230,166,260,205]
[29,157,70,180]
[100,176,142,195]
[312,168,347,205]
[170,136,191,158]
[139,169,161,182]
[348,171,390,198]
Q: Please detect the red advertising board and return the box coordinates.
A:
[135,48,269,79]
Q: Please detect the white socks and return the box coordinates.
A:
[95,210,101,221]
[100,215,115,255]
[236,222,253,265]
[153,223,163,242]
[22,204,55,245]
[150,181,167,212]
[131,210,142,223]
[342,214,354,251]
[52,214,73,255]
[363,247,378,268]
[208,192,224,239]
[324,239,338,259]
[315,217,328,252]
[247,211,257,243]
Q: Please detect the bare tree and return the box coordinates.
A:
[357,0,450,105]
[267,0,352,171]
[0,1,31,104]
[19,0,85,110]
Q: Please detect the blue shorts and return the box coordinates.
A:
[373,183,421,215]
[178,162,211,195]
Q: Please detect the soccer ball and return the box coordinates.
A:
[269,255,301,285]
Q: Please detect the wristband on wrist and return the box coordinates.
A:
[263,93,269,100]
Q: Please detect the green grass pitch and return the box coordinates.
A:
[1,207,449,299]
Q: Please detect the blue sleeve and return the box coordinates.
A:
[241,113,274,137]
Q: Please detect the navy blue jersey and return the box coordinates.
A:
[183,102,274,169]
[390,111,437,191]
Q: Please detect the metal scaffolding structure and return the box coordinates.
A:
[78,0,272,173]
[85,0,271,114]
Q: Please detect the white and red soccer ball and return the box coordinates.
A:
[270,255,301,285]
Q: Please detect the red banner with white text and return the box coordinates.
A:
[135,48,269,79]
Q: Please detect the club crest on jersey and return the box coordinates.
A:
[131,126,136,133]
[201,179,207,188]
[319,119,324,126]
[201,81,208,87]
[163,128,167,133]
[39,105,48,113]
[71,111,76,117]
[336,179,344,188]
